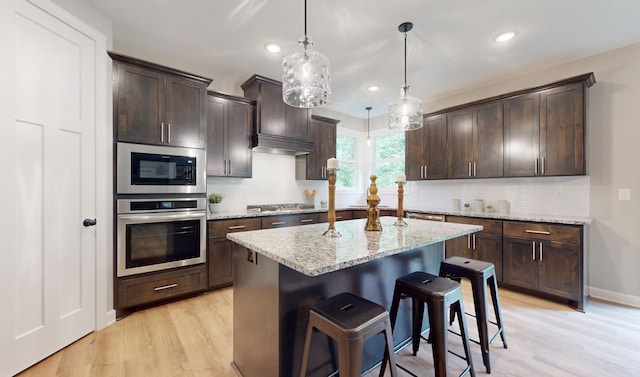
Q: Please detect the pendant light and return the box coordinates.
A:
[388,22,423,131]
[366,106,372,146]
[282,0,331,108]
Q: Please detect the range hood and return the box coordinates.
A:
[251,133,312,155]
[242,74,313,156]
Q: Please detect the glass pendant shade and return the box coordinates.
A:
[283,37,331,108]
[388,85,423,131]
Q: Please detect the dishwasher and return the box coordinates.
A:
[405,212,445,221]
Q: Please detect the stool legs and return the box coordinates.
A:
[469,274,491,372]
[489,274,508,348]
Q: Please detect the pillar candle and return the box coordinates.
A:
[327,157,339,169]
[397,174,406,183]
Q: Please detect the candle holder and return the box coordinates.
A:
[394,181,407,227]
[365,175,382,231]
[322,168,341,237]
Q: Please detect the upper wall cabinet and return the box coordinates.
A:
[241,75,312,154]
[504,81,589,177]
[206,92,254,178]
[406,113,447,180]
[110,52,211,149]
[448,101,504,179]
[296,115,339,180]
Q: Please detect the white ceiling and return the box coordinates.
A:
[85,0,640,119]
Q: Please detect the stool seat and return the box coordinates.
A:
[440,256,508,374]
[380,272,475,377]
[300,292,398,377]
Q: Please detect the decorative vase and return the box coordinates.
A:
[208,203,222,213]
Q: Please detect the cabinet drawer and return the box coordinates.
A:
[503,221,581,243]
[209,218,261,237]
[447,216,502,235]
[261,213,319,229]
[318,210,353,223]
[117,265,207,309]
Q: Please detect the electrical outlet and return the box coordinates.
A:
[618,188,631,201]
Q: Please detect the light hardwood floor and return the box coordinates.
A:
[17,284,640,377]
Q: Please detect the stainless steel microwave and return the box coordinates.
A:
[117,142,206,194]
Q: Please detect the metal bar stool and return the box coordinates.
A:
[379,271,475,377]
[299,292,398,377]
[439,256,508,373]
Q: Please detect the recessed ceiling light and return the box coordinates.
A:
[264,43,281,53]
[495,31,517,43]
[368,85,380,92]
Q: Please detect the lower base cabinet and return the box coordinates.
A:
[208,218,261,289]
[502,220,584,310]
[117,265,207,310]
[445,216,503,281]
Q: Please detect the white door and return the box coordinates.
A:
[0,0,100,375]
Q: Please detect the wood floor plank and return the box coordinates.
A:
[16,285,640,377]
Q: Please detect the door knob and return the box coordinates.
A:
[83,218,97,227]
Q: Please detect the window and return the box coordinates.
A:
[336,134,356,189]
[374,132,405,188]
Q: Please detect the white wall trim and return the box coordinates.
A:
[589,287,640,309]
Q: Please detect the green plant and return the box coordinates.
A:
[208,193,224,204]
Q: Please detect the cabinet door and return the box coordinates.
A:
[206,95,227,176]
[305,119,325,180]
[502,237,538,290]
[448,109,474,178]
[475,233,503,281]
[115,62,164,145]
[425,114,448,179]
[474,101,503,178]
[208,237,234,288]
[405,122,426,180]
[445,235,472,259]
[538,240,580,300]
[227,100,253,178]
[504,92,540,177]
[540,83,585,176]
[165,75,207,148]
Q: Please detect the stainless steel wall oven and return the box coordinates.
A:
[116,197,207,277]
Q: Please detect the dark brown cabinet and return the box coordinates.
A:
[318,210,353,223]
[241,75,312,153]
[448,101,504,179]
[117,265,207,309]
[207,218,261,289]
[504,78,591,177]
[260,213,319,229]
[406,113,447,180]
[445,216,503,281]
[296,115,339,180]
[502,221,584,310]
[110,52,210,148]
[206,92,254,178]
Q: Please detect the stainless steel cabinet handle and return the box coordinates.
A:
[535,158,539,175]
[271,221,286,225]
[300,219,314,223]
[472,234,477,250]
[336,216,343,220]
[167,123,171,143]
[223,159,227,175]
[468,162,472,177]
[467,234,471,249]
[425,165,428,179]
[473,161,477,177]
[541,157,546,175]
[539,242,543,261]
[228,225,246,230]
[154,283,177,291]
[228,160,231,175]
[532,241,536,260]
[525,230,551,235]
[161,122,165,143]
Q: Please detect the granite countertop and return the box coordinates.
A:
[226,217,482,276]
[208,206,592,225]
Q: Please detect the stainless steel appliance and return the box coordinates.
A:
[116,197,207,277]
[405,212,445,221]
[117,142,206,194]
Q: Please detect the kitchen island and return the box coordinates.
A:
[227,216,481,377]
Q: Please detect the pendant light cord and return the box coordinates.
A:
[403,31,407,86]
[304,0,307,37]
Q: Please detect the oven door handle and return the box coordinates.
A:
[117,211,206,223]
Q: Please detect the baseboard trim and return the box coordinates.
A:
[589,286,640,308]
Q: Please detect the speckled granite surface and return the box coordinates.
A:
[208,206,592,225]
[226,217,481,276]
